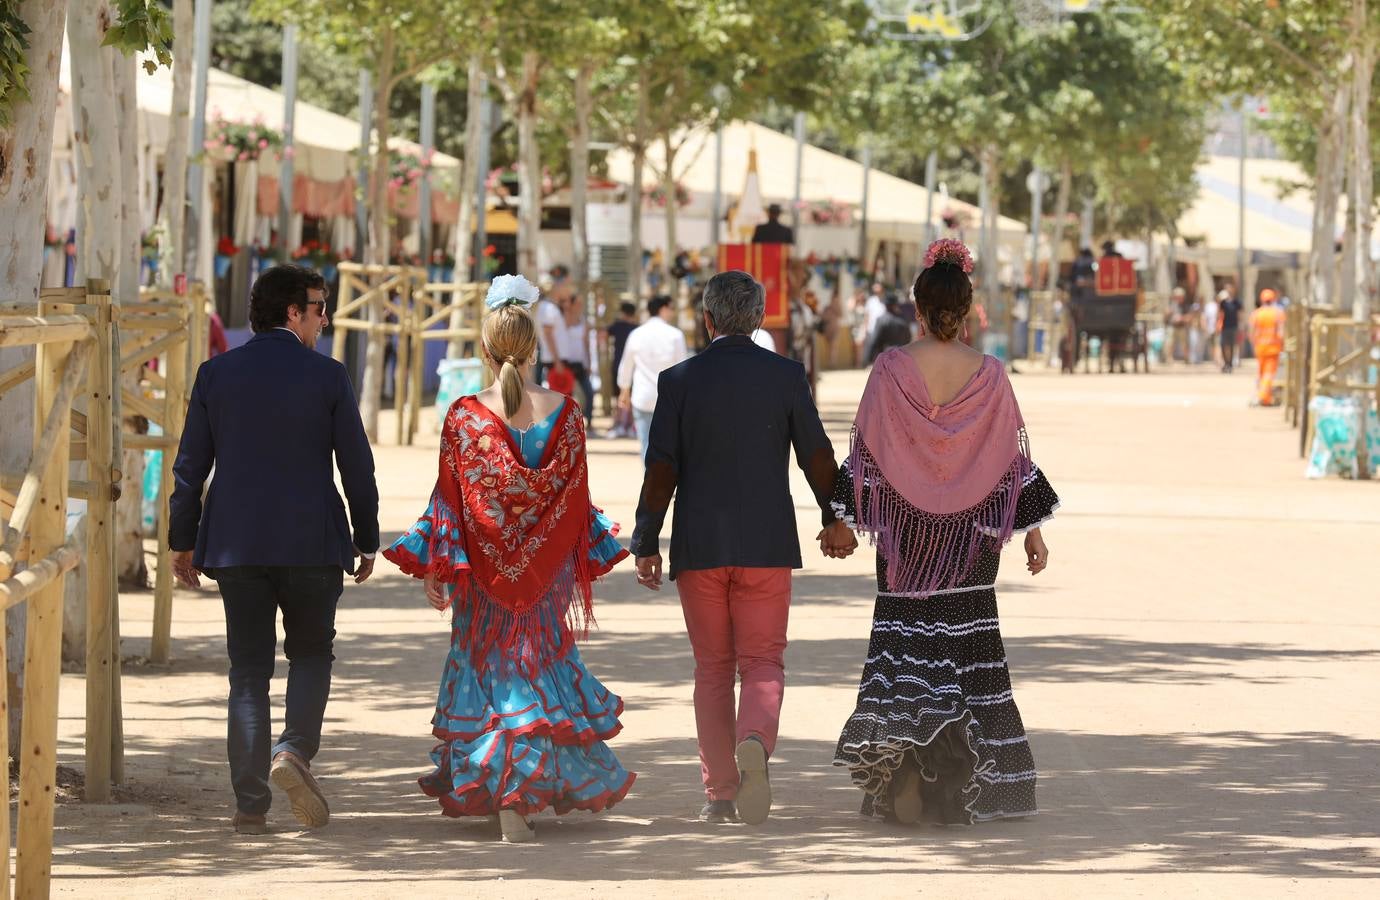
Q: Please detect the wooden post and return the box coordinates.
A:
[150,312,188,665]
[330,273,352,363]
[393,281,413,447]
[84,281,116,801]
[0,601,7,900]
[15,314,74,896]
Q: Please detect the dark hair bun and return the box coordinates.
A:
[912,263,973,342]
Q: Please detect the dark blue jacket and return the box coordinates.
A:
[630,334,839,578]
[169,329,379,573]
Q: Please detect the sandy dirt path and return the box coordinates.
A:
[45,364,1380,898]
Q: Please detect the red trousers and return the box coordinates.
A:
[676,566,792,801]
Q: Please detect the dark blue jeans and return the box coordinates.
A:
[215,565,343,815]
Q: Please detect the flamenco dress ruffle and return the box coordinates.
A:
[387,496,634,817]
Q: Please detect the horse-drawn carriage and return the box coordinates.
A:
[1065,254,1150,373]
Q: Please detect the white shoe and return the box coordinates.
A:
[734,737,771,825]
[498,809,535,843]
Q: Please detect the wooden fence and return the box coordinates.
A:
[0,284,110,898]
[330,263,487,445]
[1299,314,1380,470]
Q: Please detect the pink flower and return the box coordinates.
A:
[238,151,250,162]
[408,167,422,179]
[248,130,258,141]
[388,177,404,189]
[923,238,974,274]
[203,140,217,151]
[258,138,269,149]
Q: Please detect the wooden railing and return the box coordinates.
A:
[1301,314,1380,470]
[121,289,196,663]
[330,263,488,446]
[0,283,116,897]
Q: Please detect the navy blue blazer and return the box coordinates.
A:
[169,329,379,573]
[630,334,839,578]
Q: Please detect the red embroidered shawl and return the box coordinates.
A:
[386,395,600,673]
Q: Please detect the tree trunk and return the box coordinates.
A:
[1312,76,1350,309]
[360,28,396,442]
[515,51,542,275]
[628,66,648,299]
[1045,159,1072,296]
[0,0,70,760]
[979,144,1005,353]
[114,40,149,587]
[449,51,484,358]
[163,0,193,283]
[1351,6,1375,322]
[569,62,595,306]
[663,134,679,280]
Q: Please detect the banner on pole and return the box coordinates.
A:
[717,243,789,329]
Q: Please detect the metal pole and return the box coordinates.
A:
[355,70,372,262]
[419,82,436,264]
[859,143,871,266]
[277,25,298,249]
[792,111,805,235]
[1029,167,1044,289]
[185,0,212,277]
[1080,195,1094,250]
[471,93,492,281]
[1238,103,1248,303]
[711,121,724,259]
[924,150,938,244]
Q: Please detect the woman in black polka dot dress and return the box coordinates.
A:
[828,240,1058,826]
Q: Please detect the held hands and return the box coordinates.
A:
[171,550,201,589]
[817,521,859,559]
[634,553,663,591]
[353,552,375,584]
[1024,528,1049,576]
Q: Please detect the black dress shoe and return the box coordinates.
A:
[700,799,738,823]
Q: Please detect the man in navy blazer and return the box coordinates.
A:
[169,264,379,835]
[630,270,856,826]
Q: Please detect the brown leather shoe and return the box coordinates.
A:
[232,810,269,835]
[269,750,330,828]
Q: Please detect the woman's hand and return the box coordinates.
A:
[1024,528,1049,576]
[424,571,449,610]
[817,521,859,559]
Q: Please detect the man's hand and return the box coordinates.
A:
[551,359,568,374]
[635,553,663,591]
[424,571,449,610]
[353,553,375,584]
[817,521,858,559]
[618,390,632,413]
[171,550,201,589]
[1024,528,1049,576]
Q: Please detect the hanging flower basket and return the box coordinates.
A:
[645,181,692,209]
[203,115,286,163]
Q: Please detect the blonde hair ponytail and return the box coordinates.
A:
[481,304,539,419]
[498,357,525,419]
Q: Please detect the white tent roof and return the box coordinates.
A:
[606,120,1027,242]
[57,44,458,183]
[1176,155,1318,256]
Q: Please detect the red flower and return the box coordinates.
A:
[217,236,241,256]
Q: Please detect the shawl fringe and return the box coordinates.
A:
[849,428,1031,597]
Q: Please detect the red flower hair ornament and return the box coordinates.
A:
[923,238,974,274]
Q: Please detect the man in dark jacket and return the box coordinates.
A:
[630,270,855,826]
[169,264,379,835]
[751,203,795,244]
[864,295,915,364]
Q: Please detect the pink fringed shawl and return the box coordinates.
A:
[850,349,1031,596]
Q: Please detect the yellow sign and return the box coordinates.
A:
[906,4,962,38]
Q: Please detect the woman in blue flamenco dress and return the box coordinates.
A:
[383,275,632,843]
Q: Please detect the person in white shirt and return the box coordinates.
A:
[1199,292,1220,366]
[617,294,690,463]
[534,290,564,383]
[751,328,777,353]
[862,282,888,360]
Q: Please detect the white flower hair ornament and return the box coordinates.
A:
[485,274,540,311]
